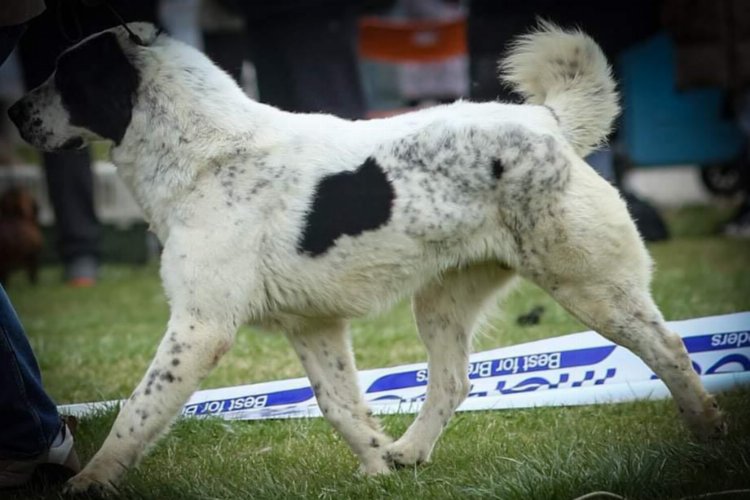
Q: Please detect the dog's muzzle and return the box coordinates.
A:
[7,99,39,146]
[7,99,82,151]
[7,100,28,131]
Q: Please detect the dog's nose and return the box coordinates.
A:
[7,101,28,128]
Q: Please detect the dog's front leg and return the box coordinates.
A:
[64,310,236,494]
[286,318,393,476]
[64,233,245,495]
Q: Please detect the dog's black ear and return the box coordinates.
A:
[55,32,140,144]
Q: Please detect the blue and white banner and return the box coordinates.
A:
[59,312,750,420]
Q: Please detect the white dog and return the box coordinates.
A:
[9,21,725,494]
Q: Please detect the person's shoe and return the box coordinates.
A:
[0,419,81,489]
[723,200,750,238]
[65,255,98,287]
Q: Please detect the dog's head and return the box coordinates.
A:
[8,23,160,152]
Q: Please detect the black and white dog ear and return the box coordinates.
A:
[54,32,140,145]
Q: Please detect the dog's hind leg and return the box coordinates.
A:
[521,183,726,440]
[545,278,726,439]
[385,263,516,467]
[286,318,393,475]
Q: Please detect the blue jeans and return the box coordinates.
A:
[0,286,61,459]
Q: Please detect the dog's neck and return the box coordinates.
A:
[109,61,281,238]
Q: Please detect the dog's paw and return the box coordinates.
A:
[63,471,118,497]
[698,407,728,441]
[383,439,432,468]
[355,438,394,477]
[358,459,392,477]
[63,476,116,497]
[682,397,728,441]
[711,417,729,439]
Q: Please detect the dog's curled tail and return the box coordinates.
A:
[499,21,620,157]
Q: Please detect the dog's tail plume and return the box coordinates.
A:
[499,21,619,157]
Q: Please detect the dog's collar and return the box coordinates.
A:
[89,0,161,46]
[102,1,149,46]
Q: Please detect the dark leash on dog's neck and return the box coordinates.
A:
[100,1,148,46]
[77,0,161,47]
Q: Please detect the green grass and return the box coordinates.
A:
[5,205,750,499]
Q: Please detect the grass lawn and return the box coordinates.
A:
[5,206,750,499]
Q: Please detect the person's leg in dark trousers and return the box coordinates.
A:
[16,4,99,284]
[15,0,158,283]
[0,284,79,488]
[0,23,62,465]
[20,43,100,282]
[242,6,366,119]
[0,20,79,489]
[41,151,99,279]
[0,285,60,459]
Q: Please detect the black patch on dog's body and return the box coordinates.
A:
[298,158,395,256]
[55,32,140,144]
[491,159,504,180]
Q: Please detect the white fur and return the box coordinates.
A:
[12,22,724,494]
[499,20,620,157]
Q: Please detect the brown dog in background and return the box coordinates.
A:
[0,186,43,285]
